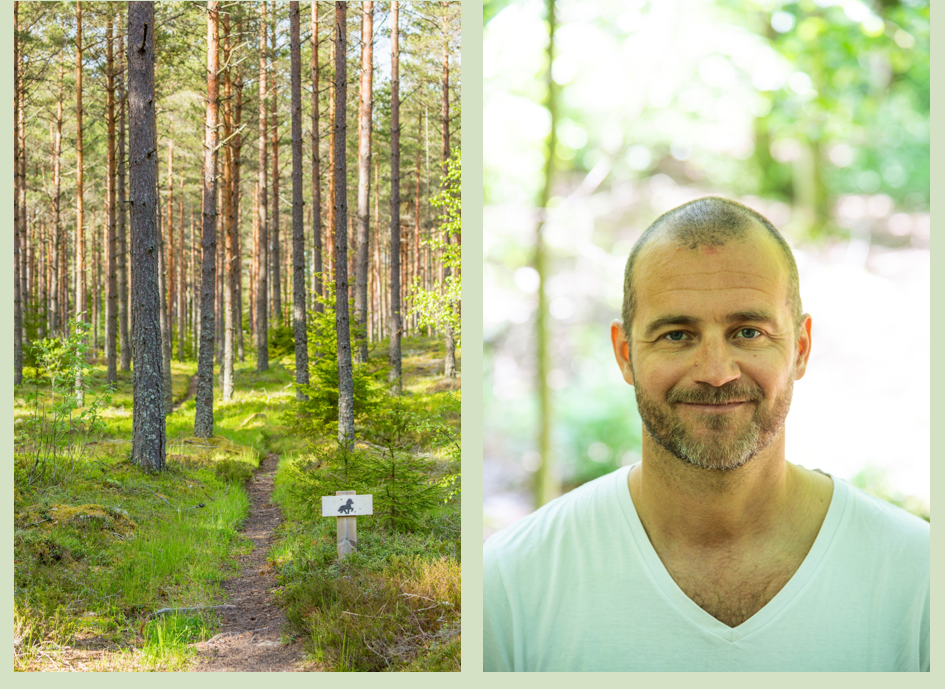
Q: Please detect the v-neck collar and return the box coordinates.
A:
[614,463,848,643]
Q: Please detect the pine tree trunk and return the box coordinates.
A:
[233,13,245,363]
[290,1,308,400]
[51,49,64,339]
[177,179,185,360]
[166,142,175,359]
[255,1,269,372]
[106,12,118,385]
[157,201,173,415]
[75,0,86,404]
[440,9,456,378]
[13,0,22,386]
[270,10,282,326]
[195,0,220,438]
[334,3,354,445]
[221,10,234,401]
[354,1,373,364]
[118,27,131,370]
[388,0,402,393]
[311,1,323,313]
[128,0,166,472]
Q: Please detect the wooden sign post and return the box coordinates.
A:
[321,491,373,559]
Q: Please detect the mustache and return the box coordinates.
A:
[667,382,764,405]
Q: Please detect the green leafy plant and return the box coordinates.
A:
[17,319,112,488]
[411,149,461,346]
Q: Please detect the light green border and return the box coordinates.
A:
[460,0,484,676]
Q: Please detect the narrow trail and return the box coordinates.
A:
[191,452,316,672]
[172,374,198,412]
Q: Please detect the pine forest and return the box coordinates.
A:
[14,1,461,672]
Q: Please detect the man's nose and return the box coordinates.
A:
[690,336,740,388]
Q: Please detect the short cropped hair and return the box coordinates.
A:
[621,197,802,336]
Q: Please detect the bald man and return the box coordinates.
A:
[483,197,929,672]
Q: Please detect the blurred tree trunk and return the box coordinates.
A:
[128,0,166,472]
[535,0,559,508]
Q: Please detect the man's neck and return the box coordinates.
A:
[629,431,801,551]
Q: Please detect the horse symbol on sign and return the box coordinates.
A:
[338,498,355,515]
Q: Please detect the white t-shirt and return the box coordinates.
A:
[483,465,930,672]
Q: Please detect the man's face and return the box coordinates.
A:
[611,231,812,471]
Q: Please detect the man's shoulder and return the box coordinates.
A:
[484,467,628,566]
[838,479,929,560]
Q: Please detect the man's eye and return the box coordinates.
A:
[664,331,688,341]
[737,328,761,339]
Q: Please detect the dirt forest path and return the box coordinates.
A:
[191,452,316,672]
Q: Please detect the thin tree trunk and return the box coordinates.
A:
[195,0,220,437]
[270,9,282,325]
[177,179,185,360]
[166,141,175,358]
[106,12,118,384]
[290,1,308,400]
[221,9,234,401]
[128,0,166,472]
[118,27,130,370]
[311,1,323,313]
[158,198,173,415]
[234,12,245,363]
[353,1,373,364]
[51,49,64,339]
[440,7,455,378]
[255,1,269,372]
[334,3,354,445]
[388,0,402,392]
[75,0,86,404]
[14,0,22,386]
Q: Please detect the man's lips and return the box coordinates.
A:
[678,401,749,411]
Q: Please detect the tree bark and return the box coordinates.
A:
[334,3,354,445]
[195,0,220,437]
[166,141,175,359]
[290,1,308,400]
[270,9,282,325]
[221,9,234,401]
[118,27,131,370]
[233,12,245,363]
[440,6,456,378]
[128,0,166,472]
[51,48,64,339]
[14,0,22,386]
[388,0,402,393]
[75,0,86,404]
[311,0,323,313]
[255,1,269,372]
[354,1,373,364]
[106,12,118,385]
[177,178,185,360]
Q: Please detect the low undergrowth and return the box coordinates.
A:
[271,336,462,671]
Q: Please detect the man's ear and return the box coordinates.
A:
[794,314,813,381]
[610,320,635,386]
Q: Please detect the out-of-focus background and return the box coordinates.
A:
[482,0,930,540]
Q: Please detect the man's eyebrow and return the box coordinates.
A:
[642,311,779,337]
[643,315,698,337]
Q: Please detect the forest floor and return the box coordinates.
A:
[14,335,461,672]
